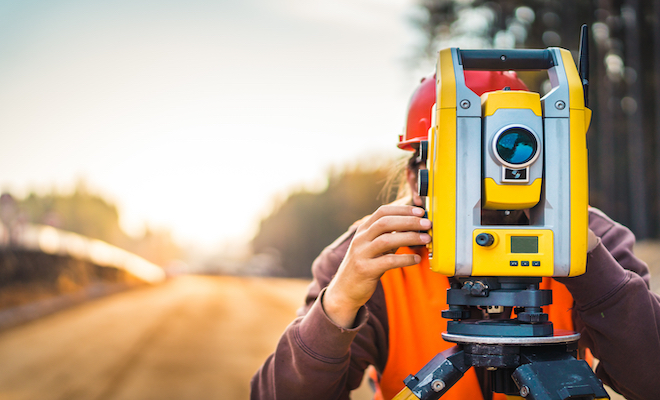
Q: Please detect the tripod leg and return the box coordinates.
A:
[392,346,470,400]
[391,387,418,400]
[512,357,609,400]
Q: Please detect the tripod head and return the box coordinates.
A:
[442,276,553,337]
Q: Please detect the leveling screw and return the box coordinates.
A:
[431,379,445,392]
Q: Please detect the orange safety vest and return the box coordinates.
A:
[377,246,579,400]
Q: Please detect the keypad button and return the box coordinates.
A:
[532,261,541,267]
[510,261,519,266]
[521,261,530,267]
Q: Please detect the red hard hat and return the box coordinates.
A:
[398,70,529,151]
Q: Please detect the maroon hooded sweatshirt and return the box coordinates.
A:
[251,208,660,400]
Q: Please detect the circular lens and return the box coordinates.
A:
[495,128,538,166]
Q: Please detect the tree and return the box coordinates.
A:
[252,163,401,277]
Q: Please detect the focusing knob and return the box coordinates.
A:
[476,233,495,247]
[418,169,429,197]
[417,140,428,164]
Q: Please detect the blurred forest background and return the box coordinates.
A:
[0,183,180,269]
[3,0,660,279]
[251,162,403,277]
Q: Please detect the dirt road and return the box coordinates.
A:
[0,275,344,400]
[2,266,655,400]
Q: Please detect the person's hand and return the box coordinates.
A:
[323,205,431,328]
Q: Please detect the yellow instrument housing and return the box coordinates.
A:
[483,178,543,210]
[472,229,554,276]
[426,47,591,277]
[482,90,543,117]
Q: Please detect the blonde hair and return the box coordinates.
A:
[380,148,421,205]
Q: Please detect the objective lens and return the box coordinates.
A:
[495,128,538,166]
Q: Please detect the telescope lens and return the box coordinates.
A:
[495,128,538,166]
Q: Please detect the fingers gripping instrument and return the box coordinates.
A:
[418,47,592,278]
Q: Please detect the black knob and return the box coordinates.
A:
[417,140,428,164]
[470,280,489,296]
[442,307,471,320]
[418,169,429,197]
[476,233,494,247]
[517,308,549,323]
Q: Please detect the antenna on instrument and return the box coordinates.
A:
[578,24,589,107]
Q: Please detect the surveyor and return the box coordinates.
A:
[251,71,660,400]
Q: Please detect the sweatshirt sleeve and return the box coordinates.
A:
[250,228,390,400]
[558,208,660,400]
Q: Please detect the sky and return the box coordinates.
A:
[0,0,425,255]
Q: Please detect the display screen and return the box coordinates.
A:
[511,236,538,253]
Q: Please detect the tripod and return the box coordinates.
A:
[392,278,610,400]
